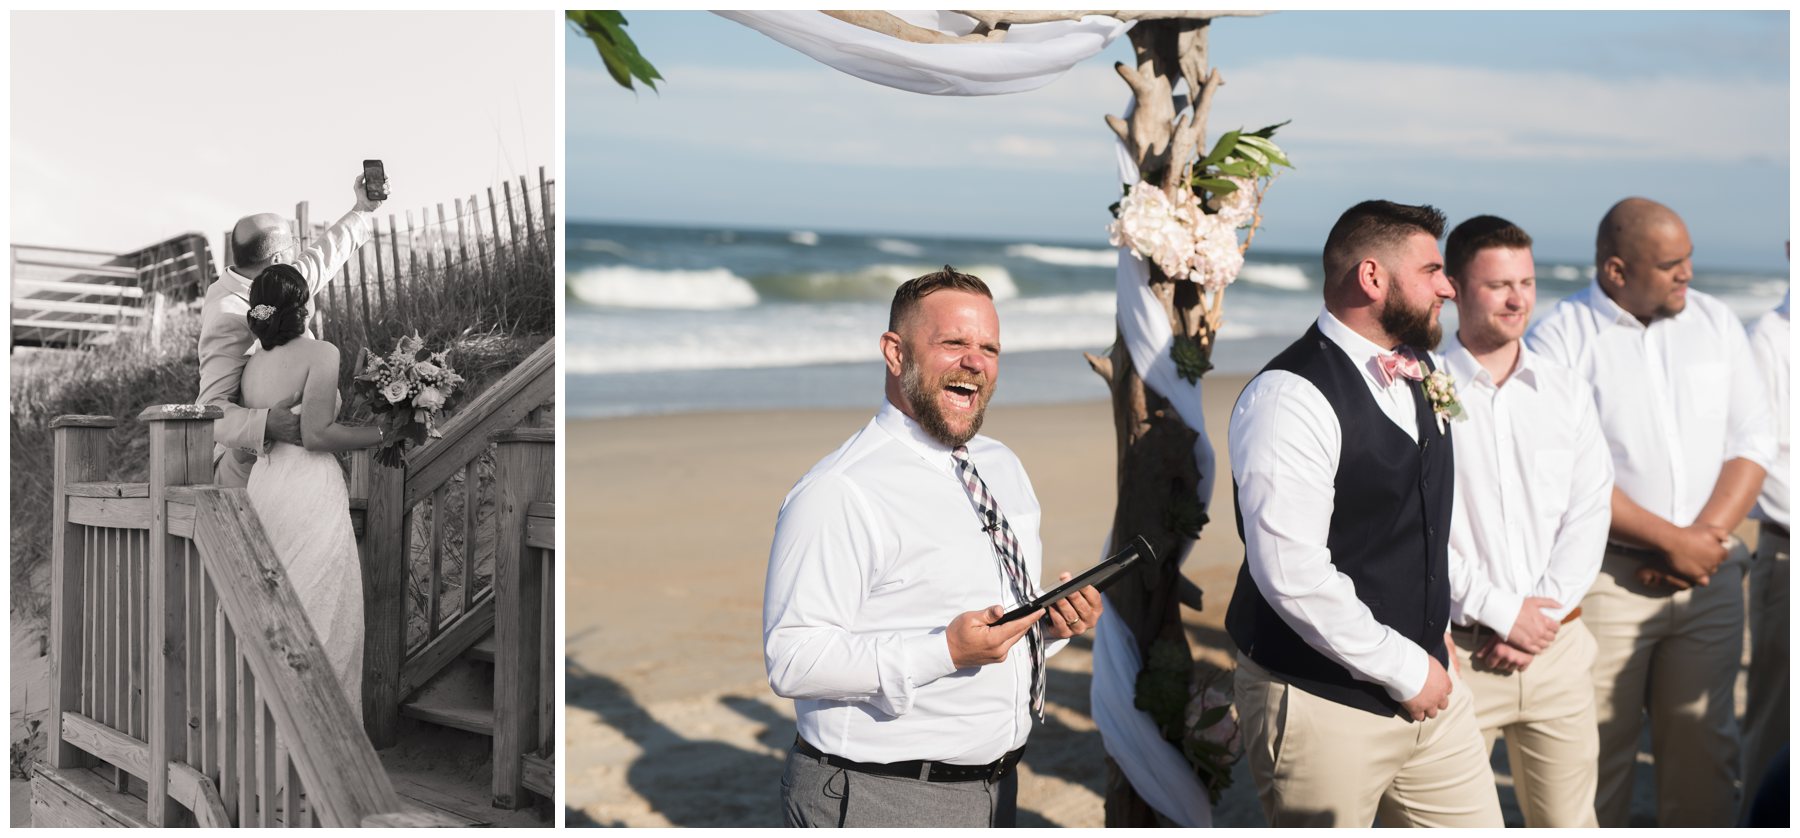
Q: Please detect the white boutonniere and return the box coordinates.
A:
[1421,370,1465,434]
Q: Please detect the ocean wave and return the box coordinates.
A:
[788,230,820,246]
[1237,263,1310,291]
[1007,291,1115,315]
[574,238,631,257]
[872,238,924,257]
[1005,243,1119,268]
[568,266,760,310]
[1546,264,1591,282]
[754,263,1020,303]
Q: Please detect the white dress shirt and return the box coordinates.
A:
[1526,283,1777,529]
[1748,291,1789,528]
[764,400,1065,765]
[1229,309,1437,705]
[198,209,373,454]
[1441,335,1614,639]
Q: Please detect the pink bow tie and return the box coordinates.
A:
[1378,350,1423,386]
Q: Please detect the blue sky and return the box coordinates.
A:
[570,11,1789,270]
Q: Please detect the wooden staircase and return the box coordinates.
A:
[400,632,498,736]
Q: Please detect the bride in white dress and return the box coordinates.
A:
[238,263,385,720]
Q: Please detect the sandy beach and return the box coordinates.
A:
[565,374,1759,827]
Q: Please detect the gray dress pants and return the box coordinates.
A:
[780,743,1016,827]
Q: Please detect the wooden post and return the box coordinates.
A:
[472,194,492,290]
[360,456,407,747]
[49,415,117,771]
[454,198,471,285]
[142,403,221,826]
[490,428,553,809]
[436,203,452,282]
[371,223,388,320]
[539,167,555,253]
[406,210,423,280]
[487,187,504,263]
[356,247,374,344]
[388,214,405,326]
[518,175,537,254]
[502,181,520,255]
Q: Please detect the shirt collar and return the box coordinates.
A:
[1442,331,1539,392]
[874,398,959,473]
[1316,307,1409,389]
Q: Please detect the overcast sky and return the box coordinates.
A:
[12,11,557,259]
[571,11,1789,270]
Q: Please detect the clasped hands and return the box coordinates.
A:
[946,572,1102,669]
[1635,523,1731,590]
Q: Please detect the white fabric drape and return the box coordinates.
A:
[716,11,1130,96]
[720,11,1214,825]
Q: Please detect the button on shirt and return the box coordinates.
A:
[1526,283,1776,529]
[764,400,1065,765]
[1441,335,1614,639]
[1748,291,1789,528]
[1229,309,1438,705]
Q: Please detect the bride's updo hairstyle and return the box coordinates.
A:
[246,264,310,350]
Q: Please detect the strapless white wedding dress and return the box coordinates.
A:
[245,407,363,721]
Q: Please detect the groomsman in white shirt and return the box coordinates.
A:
[764,267,1102,827]
[1227,200,1502,827]
[1742,287,1788,800]
[1438,215,1613,826]
[1527,198,1775,826]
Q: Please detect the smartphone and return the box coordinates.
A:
[362,159,388,202]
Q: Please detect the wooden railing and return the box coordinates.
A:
[42,407,446,827]
[12,234,214,349]
[359,339,555,748]
[492,429,554,808]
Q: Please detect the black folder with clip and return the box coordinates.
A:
[990,534,1153,625]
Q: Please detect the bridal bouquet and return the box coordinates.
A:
[353,333,466,468]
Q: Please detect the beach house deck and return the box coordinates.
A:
[29,341,556,827]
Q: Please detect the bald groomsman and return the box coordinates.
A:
[1228,200,1502,827]
[1527,198,1774,826]
[1439,215,1612,827]
[1742,287,1788,801]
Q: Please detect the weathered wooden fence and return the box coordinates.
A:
[279,167,557,347]
[37,407,450,828]
[11,235,214,350]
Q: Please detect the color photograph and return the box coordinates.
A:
[11,11,557,827]
[565,10,1788,828]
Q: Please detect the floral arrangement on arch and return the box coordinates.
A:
[1108,122,1294,292]
[353,333,466,468]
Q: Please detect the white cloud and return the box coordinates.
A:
[578,52,1787,178]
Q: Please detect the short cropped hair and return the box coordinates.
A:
[1445,215,1533,280]
[232,226,295,268]
[888,265,993,333]
[1322,200,1447,283]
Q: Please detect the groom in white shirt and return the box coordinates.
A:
[1527,197,1774,826]
[197,174,383,486]
[1226,200,1501,826]
[1439,215,1613,826]
[764,267,1101,827]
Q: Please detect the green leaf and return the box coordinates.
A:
[568,10,663,92]
[1230,142,1269,168]
[1213,158,1259,178]
[1236,135,1293,169]
[1246,119,1292,139]
[1193,178,1238,196]
[1197,130,1241,169]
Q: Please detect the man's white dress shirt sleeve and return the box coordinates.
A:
[1230,372,1430,704]
[1723,316,1779,471]
[764,473,961,718]
[1530,383,1613,620]
[297,210,374,300]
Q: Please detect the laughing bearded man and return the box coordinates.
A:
[763,266,1102,827]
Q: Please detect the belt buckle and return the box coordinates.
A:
[988,759,1006,783]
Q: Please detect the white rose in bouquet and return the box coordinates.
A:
[1215,177,1258,229]
[381,379,410,404]
[1110,181,1199,281]
[1192,214,1246,292]
[414,386,446,412]
[413,360,442,379]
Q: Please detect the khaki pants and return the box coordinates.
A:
[1450,619,1599,827]
[1234,652,1503,827]
[1586,543,1748,827]
[1743,524,1788,805]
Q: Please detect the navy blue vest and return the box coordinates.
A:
[1225,323,1454,717]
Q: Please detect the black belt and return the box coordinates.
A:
[794,736,1025,784]
[1762,520,1790,540]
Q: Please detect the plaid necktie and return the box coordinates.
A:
[951,445,1045,720]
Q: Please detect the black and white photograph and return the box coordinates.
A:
[11,11,557,827]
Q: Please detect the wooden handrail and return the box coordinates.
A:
[403,338,554,507]
[491,428,554,809]
[189,487,405,827]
